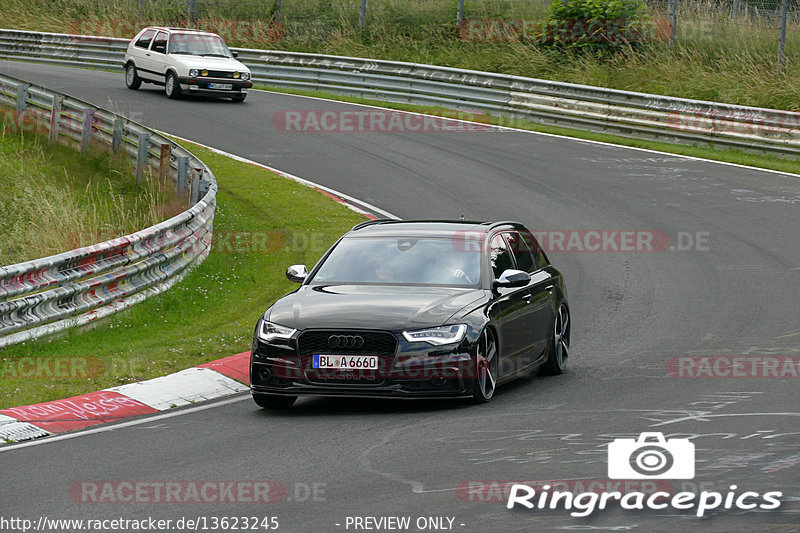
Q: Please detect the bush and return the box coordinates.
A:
[538,0,659,50]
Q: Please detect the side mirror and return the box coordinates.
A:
[232,51,239,58]
[493,269,530,289]
[286,264,308,283]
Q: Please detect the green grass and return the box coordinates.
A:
[0,141,364,409]
[0,122,171,265]
[4,0,800,110]
[256,84,800,175]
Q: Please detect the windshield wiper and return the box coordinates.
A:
[201,53,230,58]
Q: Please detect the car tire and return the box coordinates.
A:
[165,71,182,99]
[231,94,246,103]
[252,394,296,409]
[471,328,498,403]
[125,63,141,90]
[542,304,570,375]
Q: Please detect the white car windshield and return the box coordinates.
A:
[168,33,232,57]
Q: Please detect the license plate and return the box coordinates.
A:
[208,83,232,90]
[313,354,378,370]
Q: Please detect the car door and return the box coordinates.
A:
[142,30,169,82]
[486,232,533,379]
[507,231,555,364]
[130,29,156,80]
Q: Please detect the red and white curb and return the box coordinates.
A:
[0,351,251,443]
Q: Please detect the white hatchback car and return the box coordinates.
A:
[124,27,252,102]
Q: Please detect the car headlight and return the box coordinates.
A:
[402,324,467,346]
[241,71,251,81]
[258,320,296,343]
[189,69,199,78]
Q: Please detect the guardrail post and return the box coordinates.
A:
[360,0,367,28]
[111,119,124,154]
[49,95,63,143]
[190,167,203,204]
[198,178,211,200]
[159,143,172,183]
[16,84,28,111]
[80,109,94,153]
[274,0,281,22]
[188,0,196,20]
[177,156,189,203]
[136,132,150,184]
[668,0,678,42]
[456,0,464,27]
[777,0,788,73]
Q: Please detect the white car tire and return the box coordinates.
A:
[165,72,182,99]
[125,63,141,90]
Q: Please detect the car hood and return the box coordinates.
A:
[173,55,250,72]
[267,284,487,331]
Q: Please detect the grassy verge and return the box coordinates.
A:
[4,0,799,110]
[0,140,364,409]
[0,125,174,265]
[257,85,800,175]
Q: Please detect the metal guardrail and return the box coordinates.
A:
[1,28,798,157]
[0,71,216,348]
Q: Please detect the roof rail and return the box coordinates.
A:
[350,218,395,231]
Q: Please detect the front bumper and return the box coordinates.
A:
[250,330,478,400]
[178,76,252,96]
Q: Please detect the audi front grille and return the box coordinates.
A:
[297,331,397,357]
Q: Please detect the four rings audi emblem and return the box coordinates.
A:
[328,335,365,349]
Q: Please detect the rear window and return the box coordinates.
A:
[134,30,155,49]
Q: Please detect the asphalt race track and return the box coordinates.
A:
[1,61,799,532]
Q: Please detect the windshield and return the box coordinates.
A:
[168,33,232,57]
[310,237,481,287]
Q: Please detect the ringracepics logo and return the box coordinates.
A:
[608,432,694,479]
[506,432,783,517]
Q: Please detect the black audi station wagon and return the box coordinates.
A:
[250,220,570,408]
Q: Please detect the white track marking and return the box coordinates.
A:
[166,133,399,220]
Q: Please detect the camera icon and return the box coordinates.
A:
[608,432,695,479]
